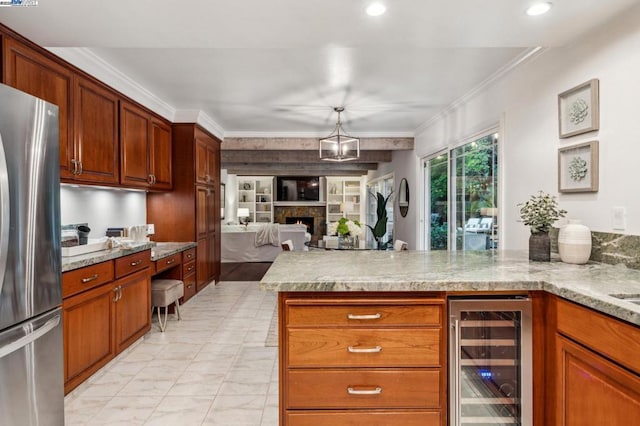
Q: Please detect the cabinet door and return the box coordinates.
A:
[195,133,210,185]
[3,37,74,179]
[555,336,640,426]
[197,238,209,291]
[120,101,151,188]
[62,283,116,393]
[208,232,218,283]
[196,186,208,240]
[149,118,172,190]
[73,76,119,184]
[114,269,151,352]
[206,143,219,186]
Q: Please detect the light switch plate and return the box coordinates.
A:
[147,224,155,235]
[612,207,626,230]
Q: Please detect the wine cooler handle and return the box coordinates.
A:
[453,318,461,426]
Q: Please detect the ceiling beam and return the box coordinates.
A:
[221,137,413,151]
[222,150,392,163]
[226,168,369,176]
[224,162,377,176]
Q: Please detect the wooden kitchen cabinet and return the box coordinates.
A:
[71,75,120,184]
[546,295,640,426]
[61,250,151,394]
[280,293,447,425]
[2,35,74,179]
[147,123,221,289]
[120,100,172,190]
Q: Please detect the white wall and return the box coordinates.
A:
[414,4,640,250]
[367,150,420,249]
[61,185,147,237]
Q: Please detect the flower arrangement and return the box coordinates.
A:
[518,191,567,234]
[328,217,363,237]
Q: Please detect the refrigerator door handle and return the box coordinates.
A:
[0,133,10,293]
[0,315,60,359]
[452,318,461,426]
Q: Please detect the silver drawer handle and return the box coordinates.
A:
[130,259,142,266]
[348,345,382,353]
[166,259,175,265]
[347,313,381,320]
[347,386,382,395]
[81,274,99,283]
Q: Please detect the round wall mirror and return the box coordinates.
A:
[399,178,409,217]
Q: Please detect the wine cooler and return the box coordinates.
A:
[449,297,532,426]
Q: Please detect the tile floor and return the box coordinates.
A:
[64,281,279,426]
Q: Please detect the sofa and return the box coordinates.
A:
[221,224,308,262]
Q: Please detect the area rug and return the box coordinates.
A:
[265,304,278,347]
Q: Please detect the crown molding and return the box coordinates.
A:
[414,46,546,136]
[47,47,177,121]
[173,109,225,140]
[223,131,414,138]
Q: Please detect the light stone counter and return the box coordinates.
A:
[151,242,197,261]
[61,242,155,272]
[260,250,640,326]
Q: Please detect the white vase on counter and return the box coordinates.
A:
[558,220,592,264]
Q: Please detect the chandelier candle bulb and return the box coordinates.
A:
[558,220,592,264]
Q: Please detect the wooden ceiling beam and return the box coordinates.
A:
[224,162,377,176]
[221,137,413,151]
[222,150,392,163]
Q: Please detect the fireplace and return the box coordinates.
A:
[286,216,314,235]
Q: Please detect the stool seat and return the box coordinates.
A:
[151,279,184,332]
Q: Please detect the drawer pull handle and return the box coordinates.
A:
[187,284,193,289]
[347,313,381,320]
[348,345,382,353]
[347,386,382,395]
[130,259,143,267]
[166,259,175,265]
[81,274,99,283]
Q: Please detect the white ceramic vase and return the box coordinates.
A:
[558,220,592,264]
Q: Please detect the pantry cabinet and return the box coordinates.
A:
[147,124,221,289]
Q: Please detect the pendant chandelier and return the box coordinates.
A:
[319,107,360,162]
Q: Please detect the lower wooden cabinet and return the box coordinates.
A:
[280,292,446,425]
[62,250,151,394]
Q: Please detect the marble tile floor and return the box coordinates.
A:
[64,281,279,426]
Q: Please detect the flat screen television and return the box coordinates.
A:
[276,176,320,201]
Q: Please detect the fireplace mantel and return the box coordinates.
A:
[273,201,326,207]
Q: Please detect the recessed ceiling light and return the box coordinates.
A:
[526,2,552,16]
[366,3,386,17]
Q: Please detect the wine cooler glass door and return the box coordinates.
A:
[449,298,532,426]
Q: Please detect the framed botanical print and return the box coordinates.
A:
[558,141,599,193]
[558,79,599,138]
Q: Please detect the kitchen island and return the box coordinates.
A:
[261,250,640,426]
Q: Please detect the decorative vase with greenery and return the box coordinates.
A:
[366,191,393,250]
[328,217,362,249]
[518,191,567,261]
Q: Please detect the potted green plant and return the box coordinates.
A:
[366,191,393,250]
[518,191,567,261]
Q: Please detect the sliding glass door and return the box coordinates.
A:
[422,131,499,251]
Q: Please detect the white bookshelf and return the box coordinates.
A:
[237,176,274,223]
[326,177,364,226]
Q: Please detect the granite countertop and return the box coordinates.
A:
[151,242,197,261]
[61,241,197,272]
[260,250,640,326]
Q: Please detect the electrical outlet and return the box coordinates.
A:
[147,224,155,235]
[612,207,626,230]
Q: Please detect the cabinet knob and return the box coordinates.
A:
[148,174,154,185]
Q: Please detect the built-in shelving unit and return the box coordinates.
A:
[237,176,274,223]
[326,177,364,225]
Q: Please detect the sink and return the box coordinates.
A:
[609,293,640,305]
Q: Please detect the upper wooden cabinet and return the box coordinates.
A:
[72,76,120,184]
[120,100,172,190]
[195,128,219,186]
[2,36,74,179]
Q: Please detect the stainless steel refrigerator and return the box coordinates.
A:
[0,83,63,425]
[449,297,532,426]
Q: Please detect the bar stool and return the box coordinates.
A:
[151,279,184,332]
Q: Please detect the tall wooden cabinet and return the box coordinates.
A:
[147,124,221,289]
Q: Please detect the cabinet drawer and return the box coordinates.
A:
[114,250,151,279]
[286,410,441,426]
[287,303,441,327]
[287,369,440,409]
[182,273,197,303]
[287,328,441,367]
[182,247,196,263]
[62,261,114,298]
[154,253,181,274]
[182,259,196,278]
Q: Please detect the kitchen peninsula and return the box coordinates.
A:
[261,250,640,425]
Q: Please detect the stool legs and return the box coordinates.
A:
[175,299,182,320]
[154,302,181,332]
